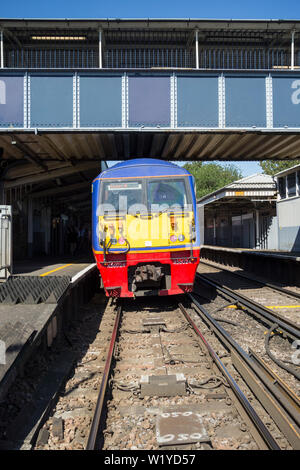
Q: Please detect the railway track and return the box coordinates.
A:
[194,264,300,383]
[33,296,298,450]
[86,298,282,451]
[1,283,299,451]
[198,260,300,331]
[189,293,300,450]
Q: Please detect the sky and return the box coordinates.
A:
[2,0,300,20]
[2,0,299,177]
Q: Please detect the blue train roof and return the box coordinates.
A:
[95,158,190,180]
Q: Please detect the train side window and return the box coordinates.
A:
[287,172,296,198]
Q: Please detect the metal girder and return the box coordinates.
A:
[4,160,100,189]
[10,135,48,171]
[29,181,89,198]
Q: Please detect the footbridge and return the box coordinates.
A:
[0,18,300,209]
[0,18,300,168]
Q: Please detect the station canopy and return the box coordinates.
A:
[197,173,277,211]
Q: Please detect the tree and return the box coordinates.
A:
[259,160,300,176]
[184,162,242,199]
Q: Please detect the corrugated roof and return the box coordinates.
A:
[1,130,300,165]
[197,172,276,204]
[226,173,276,188]
[274,163,300,177]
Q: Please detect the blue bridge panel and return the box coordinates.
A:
[0,75,24,127]
[1,70,300,132]
[79,75,122,127]
[177,75,219,127]
[128,76,170,127]
[273,76,300,128]
[225,76,266,127]
[30,75,73,127]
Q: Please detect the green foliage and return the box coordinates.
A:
[259,160,300,176]
[184,162,242,199]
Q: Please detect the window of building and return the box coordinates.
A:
[287,172,296,197]
[278,177,286,199]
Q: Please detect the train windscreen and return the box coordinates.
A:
[99,180,143,213]
[147,179,188,209]
[98,177,191,215]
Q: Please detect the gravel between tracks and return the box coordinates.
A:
[196,262,300,399]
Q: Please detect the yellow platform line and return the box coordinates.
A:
[40,263,73,277]
[227,304,300,310]
[265,305,300,309]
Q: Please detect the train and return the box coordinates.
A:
[92,158,200,297]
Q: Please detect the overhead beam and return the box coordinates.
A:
[29,181,89,198]
[10,135,48,171]
[4,160,100,188]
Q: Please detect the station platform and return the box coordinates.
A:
[13,256,95,279]
[0,257,99,402]
[201,245,300,261]
[200,245,300,287]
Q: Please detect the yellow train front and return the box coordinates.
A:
[92,159,200,297]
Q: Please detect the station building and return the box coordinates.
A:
[275,163,300,252]
[197,173,277,250]
[198,166,300,253]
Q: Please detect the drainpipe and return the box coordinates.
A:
[99,29,103,69]
[291,30,296,71]
[255,209,260,249]
[195,29,199,69]
[28,197,33,258]
[0,30,4,69]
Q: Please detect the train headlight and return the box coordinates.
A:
[118,237,126,245]
[170,235,177,242]
[178,234,185,242]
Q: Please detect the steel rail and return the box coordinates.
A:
[86,304,122,450]
[178,302,280,450]
[189,294,300,450]
[200,259,300,302]
[195,272,300,341]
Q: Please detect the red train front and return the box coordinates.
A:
[92,159,200,297]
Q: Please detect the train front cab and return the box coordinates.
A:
[92,170,200,297]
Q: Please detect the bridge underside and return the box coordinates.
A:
[1,129,300,166]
